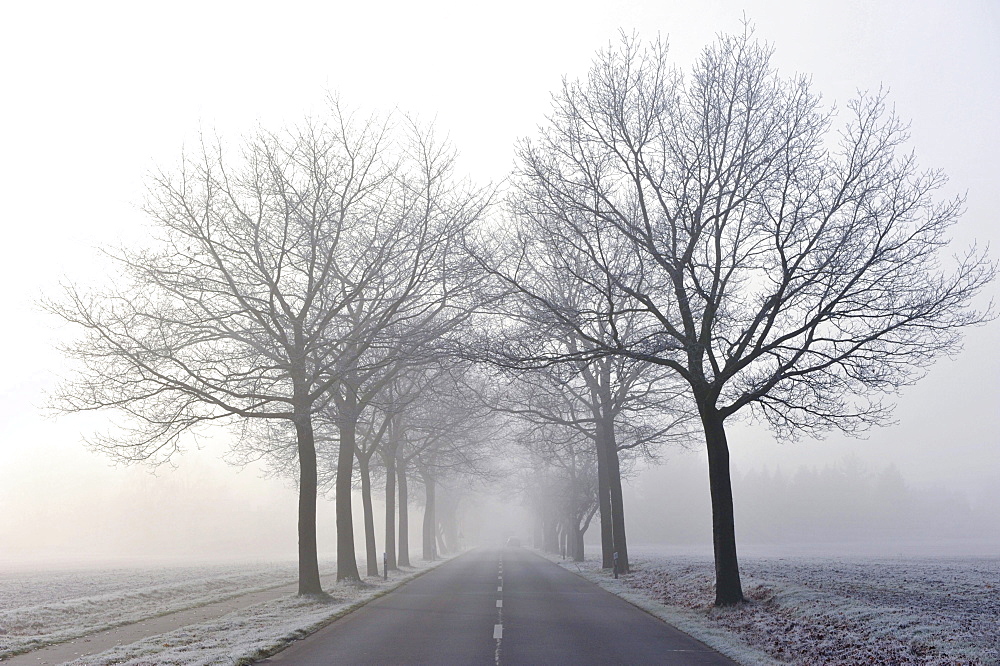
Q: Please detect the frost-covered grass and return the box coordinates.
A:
[552,548,999,665]
[65,562,444,666]
[0,561,299,658]
[0,558,444,665]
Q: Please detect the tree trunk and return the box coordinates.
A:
[596,442,614,568]
[293,409,323,595]
[383,448,398,571]
[578,502,597,563]
[398,462,411,567]
[604,422,630,574]
[335,388,361,582]
[572,523,585,562]
[699,404,745,606]
[566,518,585,561]
[359,457,379,577]
[422,472,436,561]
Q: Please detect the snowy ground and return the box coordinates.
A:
[0,558,442,665]
[552,546,999,665]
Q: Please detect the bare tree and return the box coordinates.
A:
[511,29,994,605]
[331,353,449,577]
[322,118,489,580]
[516,423,599,562]
[488,352,691,573]
[47,101,400,594]
[379,364,469,567]
[470,183,694,573]
[391,364,499,561]
[377,363,450,570]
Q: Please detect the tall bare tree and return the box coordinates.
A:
[511,29,995,605]
[48,101,401,594]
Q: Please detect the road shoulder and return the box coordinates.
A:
[536,551,778,666]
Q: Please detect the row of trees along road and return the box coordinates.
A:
[484,338,694,572]
[49,101,492,594]
[50,28,993,606]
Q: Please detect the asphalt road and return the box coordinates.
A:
[259,547,737,665]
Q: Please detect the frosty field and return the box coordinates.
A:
[0,561,297,658]
[559,548,999,665]
[0,558,441,665]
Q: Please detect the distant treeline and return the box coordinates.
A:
[624,455,997,549]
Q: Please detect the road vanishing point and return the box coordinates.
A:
[260,547,737,665]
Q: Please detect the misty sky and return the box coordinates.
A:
[1,0,997,565]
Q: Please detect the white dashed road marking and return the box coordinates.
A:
[494,555,504,665]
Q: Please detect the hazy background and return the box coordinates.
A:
[1,0,997,567]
